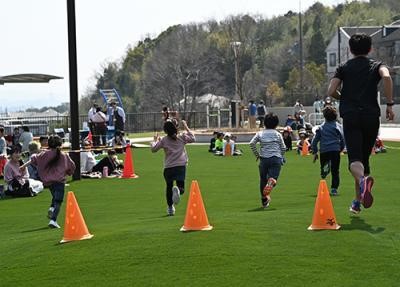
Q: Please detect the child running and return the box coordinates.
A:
[22,135,75,228]
[311,106,345,196]
[151,120,195,216]
[250,113,286,208]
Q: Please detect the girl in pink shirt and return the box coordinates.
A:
[151,120,195,216]
[23,135,75,228]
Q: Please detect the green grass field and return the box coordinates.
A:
[1,143,400,286]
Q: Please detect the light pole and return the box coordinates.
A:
[231,41,241,128]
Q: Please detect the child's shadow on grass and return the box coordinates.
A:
[21,226,50,233]
[340,216,385,234]
[248,207,277,212]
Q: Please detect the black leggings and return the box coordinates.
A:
[320,151,341,189]
[163,166,186,207]
[343,115,379,175]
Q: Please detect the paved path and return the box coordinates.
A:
[129,126,400,144]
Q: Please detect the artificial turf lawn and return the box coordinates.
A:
[1,142,399,286]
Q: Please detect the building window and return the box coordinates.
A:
[329,53,336,67]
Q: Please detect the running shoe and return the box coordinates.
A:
[330,188,338,196]
[360,176,374,208]
[167,205,175,216]
[263,178,277,198]
[349,200,361,214]
[172,186,180,205]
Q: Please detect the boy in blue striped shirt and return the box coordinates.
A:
[250,113,286,208]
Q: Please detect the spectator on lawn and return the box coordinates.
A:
[91,149,123,176]
[27,141,41,180]
[3,145,43,198]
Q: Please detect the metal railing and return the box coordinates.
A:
[0,110,233,136]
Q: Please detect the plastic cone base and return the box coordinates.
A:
[60,234,94,244]
[180,225,213,232]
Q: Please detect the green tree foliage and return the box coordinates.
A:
[82,1,398,112]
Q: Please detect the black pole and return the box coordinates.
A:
[337,26,341,64]
[299,7,304,91]
[67,0,81,180]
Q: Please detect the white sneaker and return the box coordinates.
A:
[47,207,55,219]
[172,186,180,205]
[48,220,61,229]
[167,205,175,216]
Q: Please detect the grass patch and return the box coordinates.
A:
[1,142,400,286]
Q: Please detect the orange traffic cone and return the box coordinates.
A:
[308,180,340,230]
[224,143,232,156]
[121,145,139,178]
[60,192,94,243]
[180,180,213,232]
[301,140,310,156]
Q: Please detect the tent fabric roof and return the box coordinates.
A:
[0,73,63,85]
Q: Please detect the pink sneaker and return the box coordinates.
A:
[360,176,374,208]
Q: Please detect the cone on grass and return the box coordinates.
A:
[121,145,139,178]
[308,180,340,230]
[60,192,94,243]
[224,143,232,156]
[180,180,213,232]
[301,142,310,156]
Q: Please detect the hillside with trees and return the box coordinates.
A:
[81,0,400,113]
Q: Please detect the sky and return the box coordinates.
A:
[0,0,345,111]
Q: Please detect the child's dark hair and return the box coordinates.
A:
[322,105,338,122]
[163,120,178,140]
[45,135,62,170]
[349,33,371,56]
[264,113,279,129]
[0,127,4,134]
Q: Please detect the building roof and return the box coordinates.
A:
[0,73,63,85]
[340,26,381,39]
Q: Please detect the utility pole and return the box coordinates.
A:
[231,41,242,128]
[299,0,304,93]
[66,0,81,180]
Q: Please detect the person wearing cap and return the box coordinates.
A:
[110,100,126,133]
[296,129,310,155]
[223,133,235,156]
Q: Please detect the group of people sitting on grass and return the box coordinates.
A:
[208,132,242,156]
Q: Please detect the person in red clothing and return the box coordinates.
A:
[21,135,75,228]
